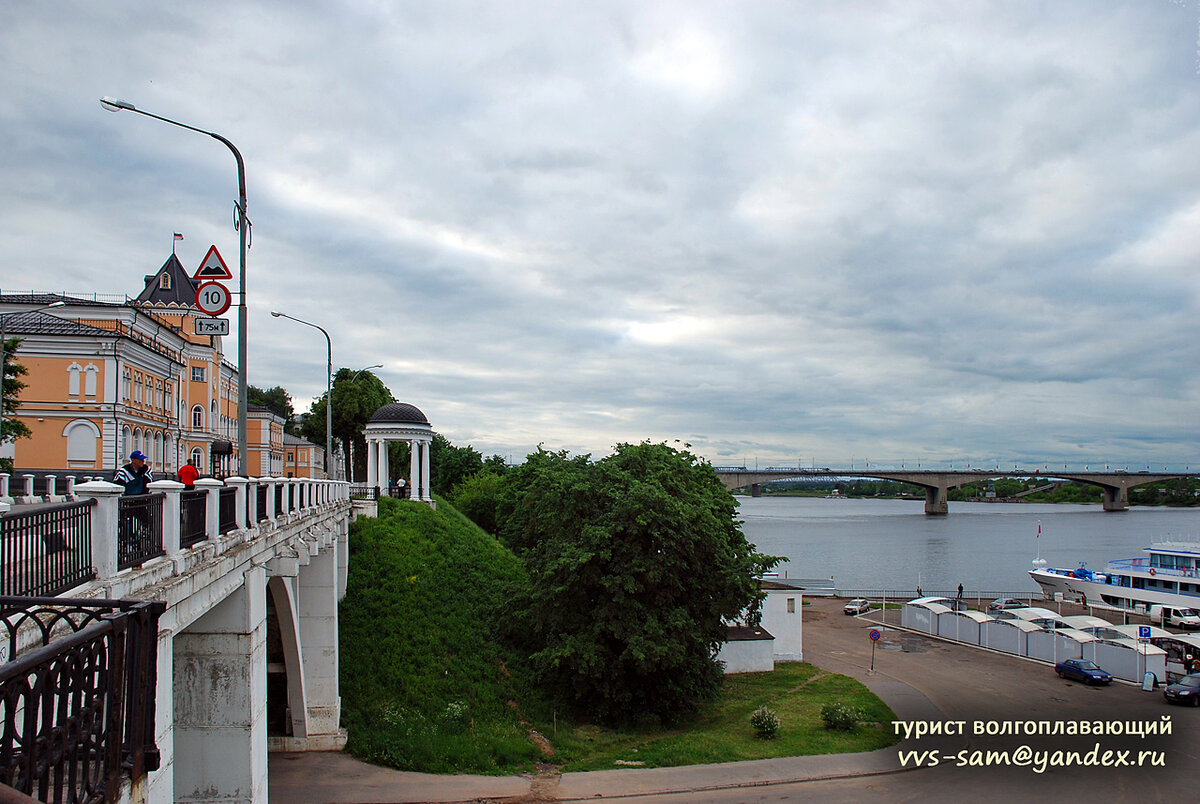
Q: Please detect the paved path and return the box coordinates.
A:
[270,597,1198,802]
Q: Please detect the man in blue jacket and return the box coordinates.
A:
[114,450,154,495]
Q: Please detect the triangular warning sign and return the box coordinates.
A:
[193,245,233,281]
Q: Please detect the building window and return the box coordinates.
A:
[159,272,171,290]
[192,405,204,430]
[786,598,796,614]
[67,363,82,396]
[64,420,100,464]
[84,364,98,397]
[192,366,206,382]
[191,447,204,468]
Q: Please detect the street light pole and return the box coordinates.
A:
[0,301,66,447]
[270,312,332,479]
[101,97,250,478]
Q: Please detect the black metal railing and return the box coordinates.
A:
[179,490,208,549]
[218,487,238,535]
[348,485,380,501]
[117,495,164,571]
[0,596,165,804]
[255,486,267,523]
[0,501,96,598]
[273,486,283,518]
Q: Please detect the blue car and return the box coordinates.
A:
[1055,658,1113,685]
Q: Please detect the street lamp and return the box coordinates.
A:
[0,301,67,446]
[101,96,250,477]
[270,312,332,479]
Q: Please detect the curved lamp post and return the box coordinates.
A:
[0,301,66,441]
[101,96,250,477]
[270,312,332,479]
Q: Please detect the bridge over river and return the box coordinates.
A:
[714,467,1199,515]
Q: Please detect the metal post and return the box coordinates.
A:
[270,312,332,478]
[100,98,250,477]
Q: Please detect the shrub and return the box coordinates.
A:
[820,702,864,731]
[750,706,780,739]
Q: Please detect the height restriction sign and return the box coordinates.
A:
[195,282,231,316]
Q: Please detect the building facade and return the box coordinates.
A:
[0,252,322,479]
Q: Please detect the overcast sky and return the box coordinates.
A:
[3,2,1198,469]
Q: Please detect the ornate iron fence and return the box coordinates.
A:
[116,495,163,571]
[179,490,208,549]
[0,596,165,804]
[0,501,96,598]
[218,488,238,534]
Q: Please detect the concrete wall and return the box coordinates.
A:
[719,638,774,673]
[760,589,803,661]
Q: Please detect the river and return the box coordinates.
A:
[736,496,1200,595]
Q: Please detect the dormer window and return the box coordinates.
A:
[159,272,171,290]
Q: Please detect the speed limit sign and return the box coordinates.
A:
[195,282,231,316]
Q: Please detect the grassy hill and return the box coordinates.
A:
[339,496,544,773]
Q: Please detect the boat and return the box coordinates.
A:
[1029,542,1200,614]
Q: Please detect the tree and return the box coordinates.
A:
[0,336,30,471]
[495,442,780,725]
[302,369,393,482]
[430,433,483,496]
[248,385,297,434]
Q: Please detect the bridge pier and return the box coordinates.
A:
[924,485,949,515]
[173,566,269,804]
[1102,484,1130,512]
[751,483,762,498]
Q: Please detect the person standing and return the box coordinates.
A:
[178,459,199,488]
[114,450,154,495]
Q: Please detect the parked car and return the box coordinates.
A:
[988,597,1025,612]
[1163,674,1200,706]
[1055,658,1113,685]
[843,598,871,616]
[1148,605,1200,629]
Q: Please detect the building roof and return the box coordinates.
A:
[760,579,805,591]
[725,625,775,642]
[135,254,200,306]
[368,402,429,425]
[283,433,321,448]
[1,310,113,338]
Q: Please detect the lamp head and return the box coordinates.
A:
[270,311,282,318]
[100,97,135,112]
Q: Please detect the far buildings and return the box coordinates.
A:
[0,252,325,478]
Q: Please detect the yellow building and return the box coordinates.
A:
[283,432,325,479]
[0,252,321,479]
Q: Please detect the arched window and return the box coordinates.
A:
[63,419,100,465]
[84,364,98,397]
[122,425,131,459]
[191,447,204,469]
[159,272,171,290]
[192,405,204,430]
[67,363,83,396]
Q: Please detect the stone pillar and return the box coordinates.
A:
[150,479,185,559]
[195,478,223,541]
[226,477,249,530]
[173,566,268,804]
[298,546,342,746]
[20,474,35,503]
[64,475,76,499]
[75,480,123,581]
[365,440,376,488]
[247,478,261,524]
[44,474,58,501]
[265,478,279,523]
[420,440,431,502]
[0,472,10,503]
[410,439,420,499]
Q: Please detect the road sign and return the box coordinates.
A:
[193,245,234,281]
[1139,625,1151,639]
[869,629,881,641]
[195,317,229,336]
[195,282,231,316]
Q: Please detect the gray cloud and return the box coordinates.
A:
[2,1,1197,468]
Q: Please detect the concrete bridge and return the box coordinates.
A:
[714,467,1197,515]
[1,475,364,804]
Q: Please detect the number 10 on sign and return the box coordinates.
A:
[195,282,231,316]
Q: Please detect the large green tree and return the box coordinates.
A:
[303,369,393,481]
[496,442,779,725]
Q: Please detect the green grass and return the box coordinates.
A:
[339,497,899,774]
[552,662,897,770]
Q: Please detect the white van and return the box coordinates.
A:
[1149,605,1200,629]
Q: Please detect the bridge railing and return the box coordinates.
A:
[0,596,165,804]
[0,477,350,599]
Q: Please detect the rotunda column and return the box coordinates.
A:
[421,438,431,501]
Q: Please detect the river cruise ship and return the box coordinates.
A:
[1029,542,1200,612]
